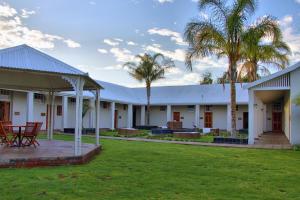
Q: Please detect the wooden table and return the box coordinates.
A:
[4,125,30,147]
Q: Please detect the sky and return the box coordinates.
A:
[1,0,300,87]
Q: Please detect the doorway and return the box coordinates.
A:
[272,112,282,132]
[0,101,10,121]
[243,112,248,129]
[173,112,180,122]
[204,112,213,128]
[114,110,118,129]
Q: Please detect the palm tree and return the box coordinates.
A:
[200,71,213,84]
[124,53,174,125]
[238,16,290,82]
[185,0,271,135]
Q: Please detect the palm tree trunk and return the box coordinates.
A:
[229,61,237,136]
[146,84,151,125]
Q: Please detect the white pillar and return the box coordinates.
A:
[140,105,145,126]
[75,77,84,156]
[195,105,200,128]
[89,98,95,128]
[62,96,68,131]
[127,104,133,128]
[110,102,115,130]
[26,92,34,122]
[167,105,172,122]
[95,90,100,146]
[227,104,232,132]
[248,89,255,144]
[50,93,55,140]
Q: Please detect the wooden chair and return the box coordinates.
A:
[22,122,42,147]
[0,122,12,146]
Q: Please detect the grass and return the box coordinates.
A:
[1,134,300,200]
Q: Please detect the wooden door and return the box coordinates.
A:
[0,102,10,121]
[114,110,118,129]
[243,112,248,129]
[204,112,213,128]
[272,112,282,132]
[173,112,180,122]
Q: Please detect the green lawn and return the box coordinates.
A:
[1,134,300,200]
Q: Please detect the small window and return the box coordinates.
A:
[205,105,212,111]
[34,93,46,102]
[123,105,127,110]
[69,98,76,103]
[57,105,62,116]
[103,102,108,109]
[0,90,10,95]
[236,105,239,111]
[160,106,166,111]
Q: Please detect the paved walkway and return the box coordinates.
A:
[100,136,292,150]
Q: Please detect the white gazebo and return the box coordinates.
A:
[0,44,103,156]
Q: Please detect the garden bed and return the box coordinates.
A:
[213,136,248,144]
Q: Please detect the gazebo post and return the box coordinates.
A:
[47,91,52,140]
[50,91,55,140]
[74,77,85,156]
[95,89,100,146]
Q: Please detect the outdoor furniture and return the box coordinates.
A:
[3,125,32,147]
[22,122,42,147]
[0,123,12,146]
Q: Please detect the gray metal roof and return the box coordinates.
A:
[0,44,85,75]
[77,81,249,105]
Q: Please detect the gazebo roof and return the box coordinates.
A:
[0,44,102,91]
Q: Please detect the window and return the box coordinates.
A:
[69,98,76,103]
[236,105,239,111]
[160,106,166,111]
[103,102,109,109]
[57,105,62,116]
[123,105,127,110]
[0,90,10,96]
[34,93,45,102]
[205,105,212,111]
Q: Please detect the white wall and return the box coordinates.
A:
[116,103,127,128]
[283,91,290,140]
[149,106,167,127]
[33,94,47,130]
[11,91,27,127]
[200,105,227,130]
[236,105,248,130]
[171,106,195,128]
[290,69,300,144]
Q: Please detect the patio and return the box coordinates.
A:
[0,140,101,168]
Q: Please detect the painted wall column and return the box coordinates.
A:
[26,91,34,122]
[89,98,95,128]
[95,90,100,146]
[248,89,255,144]
[227,104,232,132]
[110,102,115,130]
[62,96,68,131]
[50,92,55,140]
[127,104,133,128]
[140,105,145,126]
[194,105,200,128]
[167,105,172,122]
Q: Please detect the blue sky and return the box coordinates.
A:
[1,0,300,87]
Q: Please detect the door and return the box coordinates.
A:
[243,112,248,129]
[272,112,282,132]
[173,112,180,122]
[114,110,118,129]
[204,112,213,128]
[0,102,10,121]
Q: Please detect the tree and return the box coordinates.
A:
[238,16,290,82]
[185,0,269,135]
[124,53,174,125]
[200,71,213,84]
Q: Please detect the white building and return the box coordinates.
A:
[0,45,299,145]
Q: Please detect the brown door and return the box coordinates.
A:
[0,102,10,121]
[243,112,248,129]
[114,110,118,129]
[173,112,180,122]
[272,112,282,132]
[204,112,213,128]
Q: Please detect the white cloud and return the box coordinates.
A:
[63,39,81,48]
[155,0,174,4]
[145,45,185,62]
[127,41,137,46]
[0,3,80,49]
[97,48,108,54]
[295,0,300,4]
[89,1,96,5]
[20,9,35,18]
[148,27,187,46]
[102,64,123,70]
[279,15,293,27]
[110,47,136,62]
[103,39,119,46]
[114,38,123,42]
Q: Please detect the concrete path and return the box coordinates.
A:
[100,136,292,150]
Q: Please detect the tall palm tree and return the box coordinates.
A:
[238,16,290,82]
[124,53,174,125]
[185,0,269,135]
[200,71,214,84]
